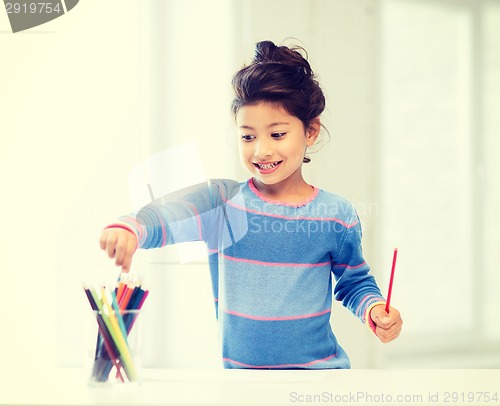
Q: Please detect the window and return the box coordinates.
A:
[482,1,500,341]
[379,0,500,366]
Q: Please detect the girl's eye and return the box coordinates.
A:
[271,132,286,139]
[241,134,255,141]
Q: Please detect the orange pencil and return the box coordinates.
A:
[119,285,134,310]
[116,281,126,303]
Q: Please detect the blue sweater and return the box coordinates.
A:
[114,178,385,369]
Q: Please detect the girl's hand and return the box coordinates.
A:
[370,305,403,343]
[99,227,138,273]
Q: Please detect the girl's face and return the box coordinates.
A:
[236,102,319,189]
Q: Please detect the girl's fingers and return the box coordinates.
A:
[377,318,403,343]
[122,238,137,272]
[105,233,117,259]
[376,317,397,330]
[121,254,132,273]
[114,238,126,266]
[379,328,399,342]
[99,235,106,250]
[99,229,112,251]
[116,233,137,270]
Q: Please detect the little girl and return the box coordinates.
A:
[100,40,402,369]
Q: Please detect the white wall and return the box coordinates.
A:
[0,0,142,371]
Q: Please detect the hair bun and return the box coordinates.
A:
[253,40,312,77]
[232,40,328,163]
[254,40,278,63]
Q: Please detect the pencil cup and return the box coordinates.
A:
[87,309,143,385]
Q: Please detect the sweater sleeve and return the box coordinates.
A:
[331,210,386,332]
[106,179,240,250]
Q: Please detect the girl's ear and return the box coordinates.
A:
[306,117,321,146]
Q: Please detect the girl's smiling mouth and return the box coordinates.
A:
[253,161,283,173]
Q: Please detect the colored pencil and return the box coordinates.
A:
[89,288,137,381]
[111,291,128,339]
[94,310,125,382]
[385,248,398,313]
[119,284,134,309]
[83,287,125,382]
[116,281,126,303]
[84,281,149,383]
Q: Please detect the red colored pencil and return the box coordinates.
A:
[385,248,398,313]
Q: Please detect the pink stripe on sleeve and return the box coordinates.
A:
[333,261,367,270]
[182,200,203,240]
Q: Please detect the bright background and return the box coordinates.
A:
[1,0,499,378]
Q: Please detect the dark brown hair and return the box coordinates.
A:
[231,40,327,162]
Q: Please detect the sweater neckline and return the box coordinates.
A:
[247,178,319,207]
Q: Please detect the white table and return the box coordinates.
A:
[2,368,499,405]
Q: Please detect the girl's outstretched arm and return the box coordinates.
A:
[99,179,241,272]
